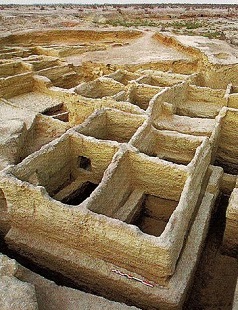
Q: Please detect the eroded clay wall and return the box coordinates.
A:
[228,91,238,109]
[202,64,238,89]
[217,109,238,173]
[131,122,204,164]
[70,133,119,183]
[128,151,187,201]
[106,109,145,142]
[0,73,34,98]
[87,150,132,217]
[21,114,69,160]
[187,85,226,105]
[150,82,187,120]
[127,83,164,110]
[1,29,142,45]
[76,110,108,140]
[75,77,125,99]
[12,136,71,196]
[0,61,28,77]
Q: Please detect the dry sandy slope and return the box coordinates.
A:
[67,31,191,66]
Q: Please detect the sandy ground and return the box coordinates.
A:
[9,92,62,113]
[67,31,190,66]
[173,33,238,65]
[0,4,238,47]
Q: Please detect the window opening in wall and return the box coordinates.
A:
[77,156,92,171]
[43,104,69,122]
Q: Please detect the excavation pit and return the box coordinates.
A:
[133,195,177,237]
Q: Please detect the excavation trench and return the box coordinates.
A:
[0,233,141,308]
[184,194,238,310]
[0,235,82,291]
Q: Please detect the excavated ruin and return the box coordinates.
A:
[0,28,238,310]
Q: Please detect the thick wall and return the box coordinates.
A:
[216,109,238,173]
[58,93,145,127]
[0,73,34,98]
[131,122,204,165]
[202,64,238,90]
[21,114,69,160]
[176,85,227,118]
[13,136,71,196]
[25,56,60,71]
[159,138,212,266]
[77,109,145,143]
[1,164,221,310]
[187,85,226,104]
[129,151,186,200]
[0,61,28,78]
[87,149,132,217]
[149,82,187,120]
[229,93,238,109]
[136,71,186,87]
[106,69,141,85]
[127,82,164,110]
[77,110,108,140]
[75,77,125,99]
[106,109,145,142]
[70,132,119,182]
